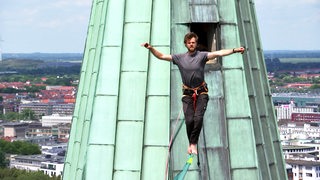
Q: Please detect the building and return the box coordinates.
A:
[285,83,313,89]
[19,103,74,118]
[286,159,320,180]
[279,123,320,140]
[273,94,320,108]
[26,122,70,143]
[10,155,43,171]
[24,136,55,146]
[39,86,76,104]
[282,142,320,180]
[1,122,29,138]
[52,104,74,115]
[1,93,23,114]
[300,142,320,161]
[283,145,320,179]
[41,143,67,156]
[41,114,72,127]
[2,102,19,114]
[52,123,70,142]
[42,144,67,152]
[40,160,64,177]
[275,100,315,120]
[292,112,320,122]
[19,103,53,117]
[10,154,64,177]
[26,122,52,137]
[282,145,318,160]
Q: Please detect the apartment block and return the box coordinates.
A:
[286,159,320,180]
[10,154,64,177]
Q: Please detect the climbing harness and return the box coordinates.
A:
[182,82,208,110]
[174,154,195,180]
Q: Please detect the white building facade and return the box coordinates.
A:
[41,114,72,127]
[275,101,314,120]
[40,161,64,177]
[10,154,64,177]
[287,159,320,180]
[279,123,320,141]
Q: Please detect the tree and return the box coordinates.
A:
[25,85,45,93]
[310,84,320,89]
[0,88,19,93]
[0,140,41,155]
[0,149,7,168]
[3,112,20,121]
[21,109,36,120]
[19,143,41,155]
[0,168,60,180]
[2,143,18,154]
[16,171,54,180]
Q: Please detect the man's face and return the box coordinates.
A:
[185,37,197,53]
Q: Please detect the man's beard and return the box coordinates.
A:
[188,46,196,52]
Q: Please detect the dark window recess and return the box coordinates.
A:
[190,23,219,52]
[190,23,221,70]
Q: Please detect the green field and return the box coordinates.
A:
[280,58,320,64]
[0,59,43,70]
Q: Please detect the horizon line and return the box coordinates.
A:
[2,49,320,54]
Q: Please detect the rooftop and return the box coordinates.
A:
[286,159,320,166]
[13,154,64,164]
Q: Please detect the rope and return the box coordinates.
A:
[164,107,184,180]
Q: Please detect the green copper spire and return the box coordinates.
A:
[63,0,287,179]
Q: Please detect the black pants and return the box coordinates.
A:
[182,94,209,144]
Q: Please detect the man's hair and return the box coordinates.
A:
[184,32,198,44]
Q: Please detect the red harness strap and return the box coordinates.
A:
[183,82,207,111]
[192,90,198,111]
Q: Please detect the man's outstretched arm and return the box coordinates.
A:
[141,43,172,61]
[207,47,245,60]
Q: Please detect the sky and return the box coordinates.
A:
[0,0,92,53]
[0,0,319,53]
[255,0,320,51]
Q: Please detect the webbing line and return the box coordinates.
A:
[174,154,195,180]
[164,107,184,180]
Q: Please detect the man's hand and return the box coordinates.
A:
[234,47,245,54]
[141,43,150,49]
[141,43,172,61]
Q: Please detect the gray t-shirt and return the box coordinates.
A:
[172,51,208,88]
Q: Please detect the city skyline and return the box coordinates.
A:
[0,0,319,53]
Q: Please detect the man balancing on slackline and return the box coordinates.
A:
[142,32,245,155]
